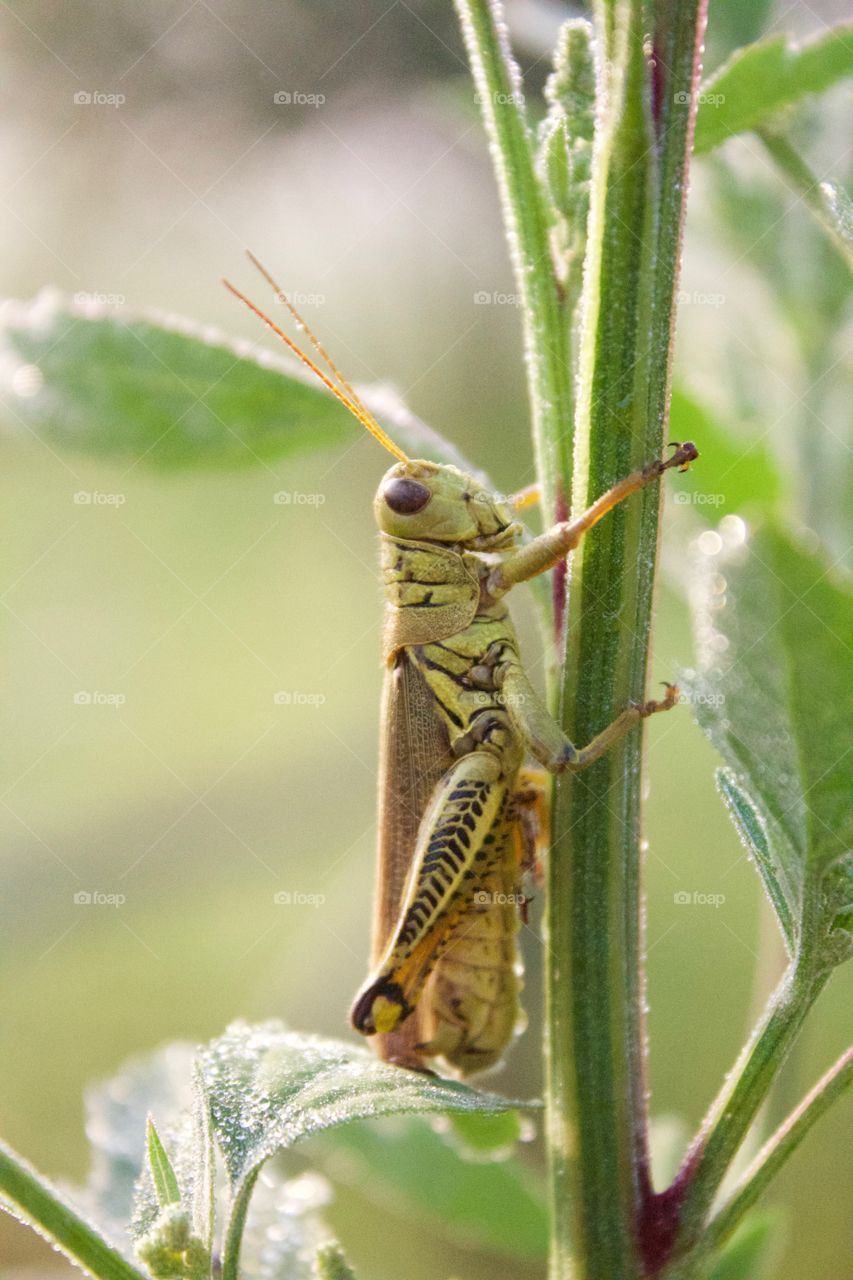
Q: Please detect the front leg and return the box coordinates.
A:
[489,441,697,595]
[497,660,678,773]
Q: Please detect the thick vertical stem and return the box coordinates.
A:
[548,8,657,1271]
[547,2,706,1278]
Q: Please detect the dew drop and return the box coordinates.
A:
[720,515,747,545]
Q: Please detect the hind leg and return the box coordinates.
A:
[350,751,508,1039]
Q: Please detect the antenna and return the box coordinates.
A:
[223,260,409,465]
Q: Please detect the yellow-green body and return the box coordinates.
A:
[368,532,529,1074]
[351,447,696,1075]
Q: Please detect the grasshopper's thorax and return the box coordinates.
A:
[380,532,525,775]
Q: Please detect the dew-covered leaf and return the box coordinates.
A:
[200,1022,531,1193]
[203,1023,533,1280]
[687,526,853,968]
[694,26,853,154]
[190,1066,215,1254]
[0,292,483,476]
[306,1114,547,1261]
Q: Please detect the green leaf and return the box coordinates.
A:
[705,1208,781,1280]
[668,385,782,518]
[201,1022,533,1280]
[756,128,853,270]
[704,0,774,68]
[688,526,853,968]
[146,1121,182,1209]
[307,1114,547,1261]
[446,1107,522,1153]
[694,26,853,154]
[717,769,796,954]
[0,292,482,475]
[201,1021,530,1190]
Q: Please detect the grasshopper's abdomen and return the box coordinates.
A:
[421,825,524,1075]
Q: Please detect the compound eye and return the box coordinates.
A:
[383,478,431,514]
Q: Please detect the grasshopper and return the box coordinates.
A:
[225,255,698,1077]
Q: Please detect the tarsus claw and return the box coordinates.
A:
[663,441,699,472]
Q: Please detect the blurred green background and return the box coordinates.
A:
[1,2,850,1278]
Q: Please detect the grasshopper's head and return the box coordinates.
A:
[375,461,518,548]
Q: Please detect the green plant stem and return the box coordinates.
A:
[221,1170,259,1280]
[0,1140,150,1280]
[548,1,706,1277]
[664,1045,852,1279]
[550,8,657,1269]
[669,964,828,1260]
[454,0,573,532]
[756,126,853,269]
